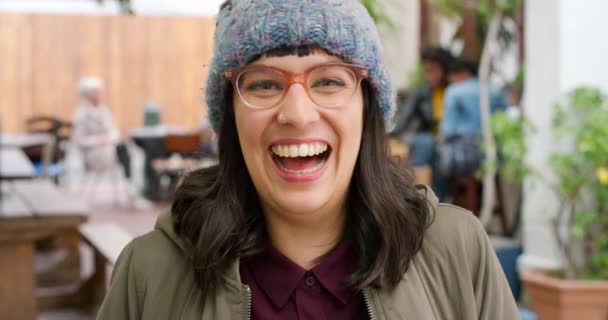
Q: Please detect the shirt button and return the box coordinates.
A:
[305,275,316,287]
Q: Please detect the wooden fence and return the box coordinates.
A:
[0,13,215,135]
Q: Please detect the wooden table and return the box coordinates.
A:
[0,133,52,148]
[130,126,188,201]
[0,147,36,179]
[0,180,89,320]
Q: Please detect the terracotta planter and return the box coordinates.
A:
[521,270,608,320]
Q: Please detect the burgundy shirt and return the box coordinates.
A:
[239,240,369,320]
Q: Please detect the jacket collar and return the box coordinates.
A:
[155,211,246,293]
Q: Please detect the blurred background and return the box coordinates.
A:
[1,0,607,319]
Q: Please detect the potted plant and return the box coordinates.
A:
[492,86,608,319]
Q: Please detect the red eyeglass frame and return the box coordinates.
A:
[224,63,369,109]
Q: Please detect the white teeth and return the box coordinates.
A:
[272,142,329,158]
[289,145,298,157]
[307,143,316,156]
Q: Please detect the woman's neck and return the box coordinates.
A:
[264,209,346,270]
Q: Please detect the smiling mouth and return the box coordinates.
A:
[270,142,331,174]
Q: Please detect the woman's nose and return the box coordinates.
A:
[276,84,320,127]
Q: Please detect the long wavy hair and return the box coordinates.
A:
[172,46,433,290]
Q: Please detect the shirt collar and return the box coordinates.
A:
[244,239,357,308]
[311,239,357,304]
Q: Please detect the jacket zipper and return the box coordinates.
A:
[362,288,377,320]
[244,285,252,320]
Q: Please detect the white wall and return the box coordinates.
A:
[377,0,420,90]
[559,0,608,92]
[519,0,563,271]
[520,0,608,271]
[0,0,225,16]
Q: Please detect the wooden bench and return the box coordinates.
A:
[79,222,133,266]
[37,223,133,312]
[79,223,133,309]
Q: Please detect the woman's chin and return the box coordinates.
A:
[272,192,331,216]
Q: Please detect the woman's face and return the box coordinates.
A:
[233,50,364,222]
[85,90,102,106]
[423,61,444,89]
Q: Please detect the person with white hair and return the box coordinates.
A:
[71,76,120,173]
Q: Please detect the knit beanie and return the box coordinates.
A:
[205,0,395,131]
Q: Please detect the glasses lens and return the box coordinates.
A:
[308,66,358,107]
[236,68,285,109]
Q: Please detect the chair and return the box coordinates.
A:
[24,116,72,183]
[450,173,511,235]
[449,174,481,216]
[164,133,201,157]
[152,133,202,200]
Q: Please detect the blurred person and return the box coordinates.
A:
[71,77,120,173]
[441,58,507,138]
[439,58,508,176]
[97,1,518,319]
[72,77,151,209]
[391,47,454,138]
[390,47,454,199]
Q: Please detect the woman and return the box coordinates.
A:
[390,47,454,199]
[72,76,120,173]
[391,47,454,138]
[97,1,518,319]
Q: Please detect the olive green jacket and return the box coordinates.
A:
[97,189,519,319]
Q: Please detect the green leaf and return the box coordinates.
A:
[477,0,491,22]
[96,0,133,14]
[569,87,605,111]
[571,210,597,240]
[596,234,608,248]
[427,0,464,18]
[359,0,393,26]
[487,110,530,183]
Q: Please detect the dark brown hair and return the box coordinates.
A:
[421,47,454,87]
[172,46,432,290]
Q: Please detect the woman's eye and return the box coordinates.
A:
[312,78,346,88]
[246,80,283,92]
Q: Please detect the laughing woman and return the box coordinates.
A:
[97,0,519,319]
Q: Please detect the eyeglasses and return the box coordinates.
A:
[225,63,368,109]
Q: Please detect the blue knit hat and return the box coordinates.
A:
[205,0,395,131]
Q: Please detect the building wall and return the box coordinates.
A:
[520,0,608,271]
[519,0,563,271]
[0,13,215,134]
[559,0,608,92]
[377,0,420,91]
[0,0,225,16]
